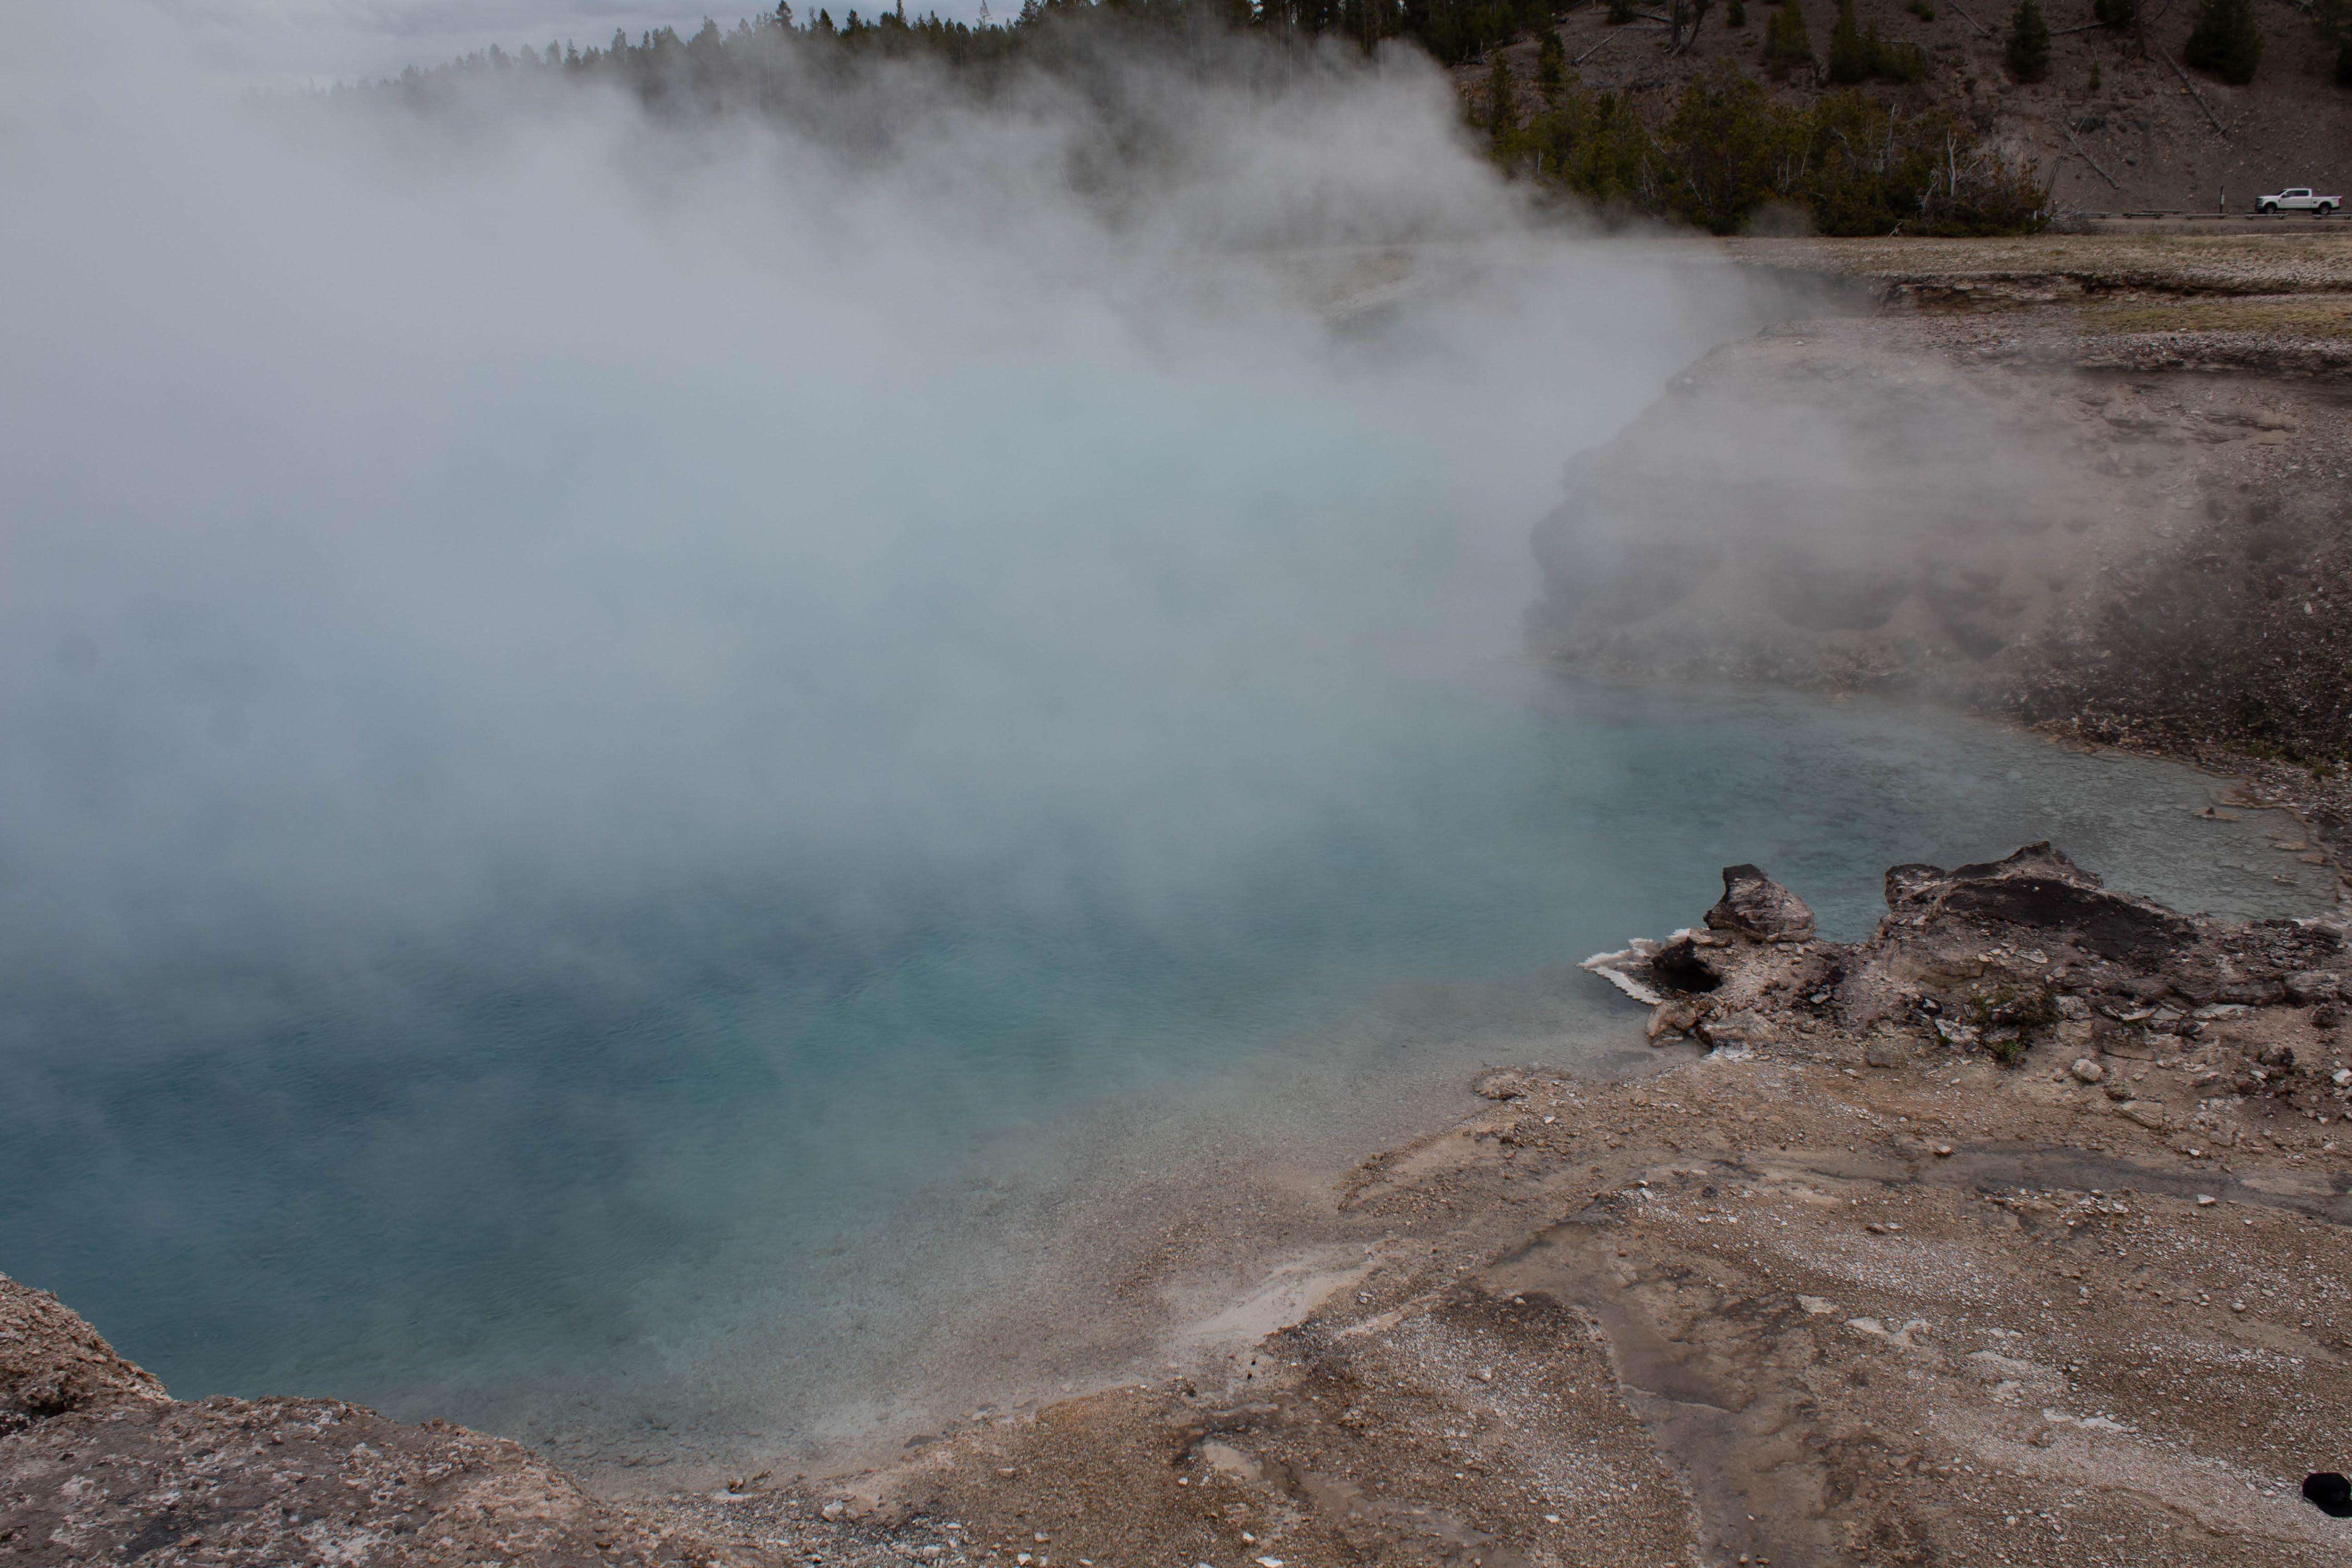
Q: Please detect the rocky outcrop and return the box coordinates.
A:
[1882,842,2193,960]
[1,1276,166,1432]
[1597,843,2351,1109]
[1704,863,1816,944]
[0,1273,717,1568]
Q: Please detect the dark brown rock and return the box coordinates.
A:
[1704,864,1816,944]
[1650,935,1727,993]
[1880,842,2193,960]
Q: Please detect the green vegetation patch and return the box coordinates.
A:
[1494,60,2048,236]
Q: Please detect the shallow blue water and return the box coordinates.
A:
[0,668,2325,1466]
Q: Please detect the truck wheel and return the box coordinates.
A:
[2261,202,2279,215]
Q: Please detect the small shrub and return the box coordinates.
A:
[1877,32,1930,78]
[1968,983,2059,1065]
[2091,0,2136,25]
[1727,0,1748,25]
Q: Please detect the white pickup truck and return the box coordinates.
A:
[2258,187,2341,215]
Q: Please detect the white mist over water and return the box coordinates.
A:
[1,17,2331,1473]
[2,28,1749,982]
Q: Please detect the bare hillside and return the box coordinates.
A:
[1468,0,2352,219]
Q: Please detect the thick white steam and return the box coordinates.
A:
[1,26,1769,1002]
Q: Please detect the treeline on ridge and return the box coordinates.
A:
[1481,24,2047,234]
[364,0,2047,236]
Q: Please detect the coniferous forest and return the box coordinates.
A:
[363,0,2050,235]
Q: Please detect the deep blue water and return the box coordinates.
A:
[0,669,2325,1467]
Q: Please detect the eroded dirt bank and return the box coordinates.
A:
[14,845,2352,1566]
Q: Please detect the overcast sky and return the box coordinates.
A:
[43,1,982,86]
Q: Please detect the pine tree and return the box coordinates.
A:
[2183,0,2262,82]
[1536,28,1567,99]
[2005,0,2049,80]
[1827,0,1870,80]
[1764,0,1813,76]
[1485,52,1518,154]
[1727,0,1747,24]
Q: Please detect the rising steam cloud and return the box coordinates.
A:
[1,13,1770,1010]
[0,10,1803,1444]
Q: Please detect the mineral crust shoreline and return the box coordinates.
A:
[11,841,2352,1566]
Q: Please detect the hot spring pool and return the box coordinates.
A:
[0,670,2328,1473]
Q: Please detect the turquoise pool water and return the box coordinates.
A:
[0,667,2324,1470]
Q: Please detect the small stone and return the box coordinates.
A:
[1933,1143,1954,1157]
[2285,972,2342,1005]
[2069,1057,2105,1084]
[1648,1000,1703,1041]
[2195,1193,2217,1206]
[1700,1010,1779,1050]
[1472,1068,1535,1101]
[1864,1035,1911,1069]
